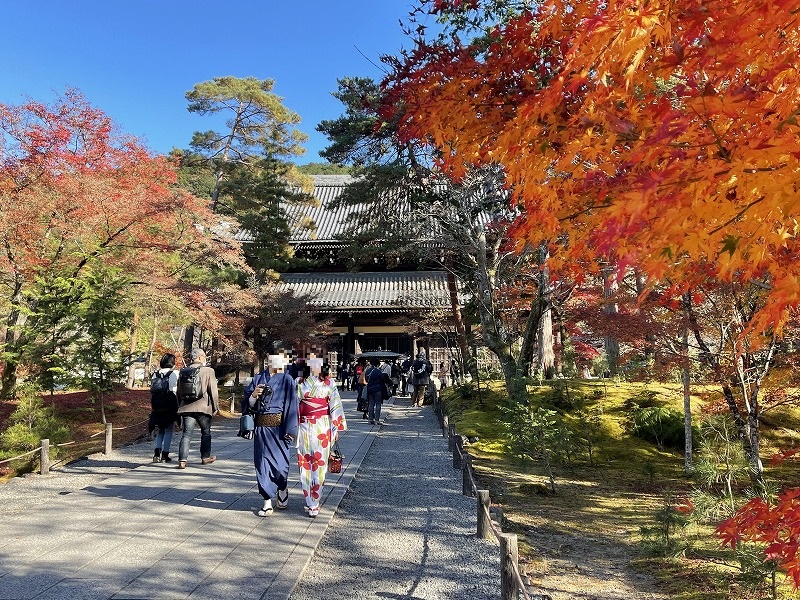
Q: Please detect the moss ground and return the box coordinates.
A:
[441,378,800,599]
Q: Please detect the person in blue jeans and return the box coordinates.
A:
[365,357,386,425]
[176,348,219,468]
[148,353,179,463]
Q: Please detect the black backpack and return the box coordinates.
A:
[150,371,177,414]
[177,366,204,404]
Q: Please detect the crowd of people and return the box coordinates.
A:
[147,348,453,520]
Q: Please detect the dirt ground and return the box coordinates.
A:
[480,471,672,600]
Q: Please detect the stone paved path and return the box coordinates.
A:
[0,392,378,600]
[0,391,500,600]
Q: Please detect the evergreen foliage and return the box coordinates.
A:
[0,383,69,457]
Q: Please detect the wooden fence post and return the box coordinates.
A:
[442,414,449,437]
[499,533,520,600]
[40,439,50,475]
[493,506,504,528]
[477,489,491,539]
[453,435,463,470]
[448,424,456,451]
[462,453,473,496]
[104,422,113,455]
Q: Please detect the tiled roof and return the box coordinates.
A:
[278,271,452,312]
[233,175,436,244]
[289,175,357,242]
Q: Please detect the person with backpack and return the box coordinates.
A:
[365,357,389,425]
[410,349,433,407]
[176,348,219,469]
[242,352,299,517]
[148,353,179,463]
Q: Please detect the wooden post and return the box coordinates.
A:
[499,533,520,600]
[104,422,113,455]
[462,453,473,496]
[448,424,456,451]
[493,506,504,528]
[230,391,236,414]
[442,414,449,437]
[40,439,50,475]
[453,435,463,469]
[477,489,491,539]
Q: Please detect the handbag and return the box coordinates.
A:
[237,413,254,439]
[328,441,343,474]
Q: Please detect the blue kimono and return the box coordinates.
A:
[243,371,300,500]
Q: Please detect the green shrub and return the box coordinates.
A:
[625,405,689,451]
[0,384,70,457]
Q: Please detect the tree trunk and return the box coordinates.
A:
[447,270,476,379]
[125,311,140,388]
[681,297,693,474]
[603,266,620,375]
[635,269,656,367]
[537,302,554,378]
[0,298,27,398]
[553,316,563,377]
[146,316,159,373]
[496,349,528,406]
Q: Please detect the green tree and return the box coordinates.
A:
[185,76,308,211]
[296,162,351,175]
[318,76,561,400]
[71,265,132,424]
[0,383,69,458]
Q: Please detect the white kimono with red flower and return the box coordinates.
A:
[296,376,347,510]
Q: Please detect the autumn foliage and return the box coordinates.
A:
[716,489,800,587]
[388,0,800,338]
[0,90,249,392]
[385,0,800,586]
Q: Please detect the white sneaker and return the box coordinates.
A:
[308,506,319,518]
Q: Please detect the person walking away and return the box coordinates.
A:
[400,355,412,396]
[176,348,219,469]
[148,353,179,463]
[242,353,299,517]
[450,359,461,386]
[389,360,400,397]
[297,359,347,518]
[341,361,351,390]
[438,362,449,390]
[411,350,433,407]
[365,357,386,424]
[355,360,368,419]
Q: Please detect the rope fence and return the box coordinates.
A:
[0,417,150,473]
[431,388,536,600]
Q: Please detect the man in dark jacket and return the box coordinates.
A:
[410,350,433,407]
[365,357,387,425]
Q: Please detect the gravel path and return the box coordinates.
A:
[0,435,156,515]
[289,398,500,600]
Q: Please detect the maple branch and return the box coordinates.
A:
[708,196,765,236]
[557,201,613,222]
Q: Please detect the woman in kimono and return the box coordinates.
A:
[296,358,347,518]
[243,353,299,517]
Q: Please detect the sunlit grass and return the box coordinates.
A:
[439,378,800,599]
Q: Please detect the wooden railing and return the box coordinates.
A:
[0,419,148,475]
[431,386,539,600]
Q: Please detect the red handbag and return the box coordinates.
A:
[328,441,343,474]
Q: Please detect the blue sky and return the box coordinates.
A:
[0,1,425,163]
